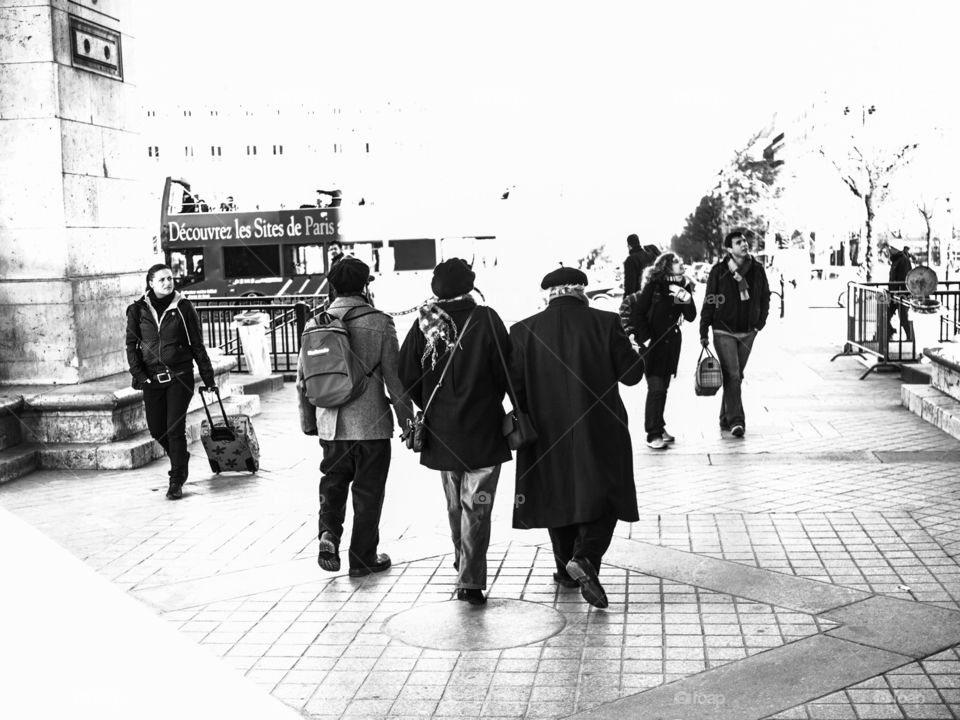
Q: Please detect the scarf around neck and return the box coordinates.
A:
[726,255,753,301]
[417,293,476,369]
[546,284,589,304]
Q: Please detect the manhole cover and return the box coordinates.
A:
[383,598,566,651]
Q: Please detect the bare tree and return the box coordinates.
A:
[819,142,917,281]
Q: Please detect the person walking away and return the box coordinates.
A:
[398,258,511,606]
[699,228,771,438]
[620,252,696,450]
[126,264,217,500]
[885,243,913,341]
[622,233,655,295]
[509,267,644,609]
[298,257,414,577]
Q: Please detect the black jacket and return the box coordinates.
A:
[126,292,215,388]
[621,278,697,378]
[398,300,512,472]
[888,248,912,288]
[623,248,654,295]
[510,298,643,529]
[699,255,770,338]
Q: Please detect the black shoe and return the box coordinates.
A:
[565,558,608,609]
[165,480,184,500]
[731,424,745,438]
[457,588,487,605]
[349,553,391,578]
[553,572,579,589]
[317,533,341,572]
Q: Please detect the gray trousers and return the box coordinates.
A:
[440,465,501,590]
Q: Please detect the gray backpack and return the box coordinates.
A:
[299,307,381,408]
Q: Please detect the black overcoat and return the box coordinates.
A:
[509,297,644,529]
[398,300,512,472]
[632,279,697,378]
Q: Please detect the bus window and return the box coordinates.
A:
[389,239,437,271]
[169,249,205,287]
[283,244,326,275]
[223,245,281,279]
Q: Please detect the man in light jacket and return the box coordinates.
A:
[298,257,413,577]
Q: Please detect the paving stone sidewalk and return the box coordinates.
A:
[1,301,959,720]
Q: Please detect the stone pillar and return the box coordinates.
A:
[0,0,149,385]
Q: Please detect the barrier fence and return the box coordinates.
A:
[833,280,960,379]
[194,296,326,374]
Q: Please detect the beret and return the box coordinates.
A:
[540,267,588,289]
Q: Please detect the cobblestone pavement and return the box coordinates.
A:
[2,301,959,720]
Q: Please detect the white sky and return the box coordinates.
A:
[132,0,959,261]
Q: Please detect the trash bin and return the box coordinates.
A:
[232,311,272,377]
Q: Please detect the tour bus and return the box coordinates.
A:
[159,177,498,305]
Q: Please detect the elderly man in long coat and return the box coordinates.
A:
[509,267,644,608]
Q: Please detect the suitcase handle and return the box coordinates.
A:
[199,386,230,428]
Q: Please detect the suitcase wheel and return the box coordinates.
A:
[246,458,259,473]
[209,459,221,474]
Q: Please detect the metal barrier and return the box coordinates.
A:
[832,280,960,379]
[194,296,326,374]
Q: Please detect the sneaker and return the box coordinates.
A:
[349,553,391,578]
[646,436,667,450]
[565,558,608,609]
[731,424,745,438]
[661,430,675,443]
[317,532,341,572]
[456,588,487,605]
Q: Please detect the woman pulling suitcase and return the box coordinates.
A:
[126,263,217,499]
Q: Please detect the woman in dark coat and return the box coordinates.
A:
[509,267,644,609]
[620,252,697,449]
[126,264,216,500]
[398,259,511,606]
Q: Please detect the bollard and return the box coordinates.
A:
[294,302,309,348]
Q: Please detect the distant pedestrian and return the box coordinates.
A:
[620,252,697,449]
[699,228,771,438]
[623,234,656,295]
[298,257,413,577]
[126,264,217,500]
[509,267,644,609]
[398,259,511,606]
[885,243,913,340]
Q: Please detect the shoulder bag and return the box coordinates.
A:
[487,311,538,450]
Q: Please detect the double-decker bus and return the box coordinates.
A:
[159,177,497,304]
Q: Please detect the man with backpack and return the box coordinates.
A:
[298,257,413,577]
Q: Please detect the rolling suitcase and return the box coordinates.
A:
[199,387,260,473]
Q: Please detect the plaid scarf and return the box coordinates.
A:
[418,293,476,369]
[546,284,589,304]
[726,256,753,301]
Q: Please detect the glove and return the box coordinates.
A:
[700,337,709,348]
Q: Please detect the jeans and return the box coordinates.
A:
[548,510,619,578]
[712,331,757,428]
[318,439,391,570]
[142,374,195,481]
[440,465,501,590]
[644,374,671,439]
